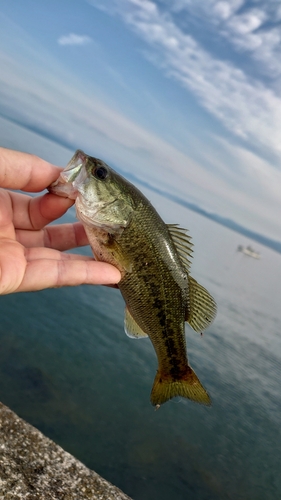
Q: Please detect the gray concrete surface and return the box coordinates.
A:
[0,402,132,500]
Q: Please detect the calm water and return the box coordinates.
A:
[1,118,281,499]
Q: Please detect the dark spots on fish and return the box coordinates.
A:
[165,336,175,352]
[170,351,188,378]
[141,275,151,285]
[153,298,164,309]
[169,363,182,377]
[164,339,180,364]
[157,313,166,327]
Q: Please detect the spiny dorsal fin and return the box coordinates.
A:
[167,224,193,272]
[124,306,148,339]
[186,276,217,332]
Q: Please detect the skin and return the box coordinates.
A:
[0,147,121,295]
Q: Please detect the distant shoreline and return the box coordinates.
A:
[119,170,281,256]
[2,112,280,255]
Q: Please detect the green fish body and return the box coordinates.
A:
[49,150,217,407]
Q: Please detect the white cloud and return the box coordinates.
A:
[94,0,281,159]
[58,33,92,46]
[226,9,267,35]
[187,1,281,76]
[118,0,281,76]
[213,1,244,20]
[218,7,281,75]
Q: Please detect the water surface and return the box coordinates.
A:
[0,118,281,499]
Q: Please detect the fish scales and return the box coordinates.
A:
[49,150,217,407]
[118,213,188,376]
[85,201,189,376]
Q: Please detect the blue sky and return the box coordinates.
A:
[0,0,281,239]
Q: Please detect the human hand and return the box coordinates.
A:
[0,147,121,294]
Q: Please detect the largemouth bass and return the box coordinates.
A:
[49,150,216,407]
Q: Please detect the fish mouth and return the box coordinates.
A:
[48,150,88,199]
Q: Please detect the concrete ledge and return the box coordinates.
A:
[0,402,132,499]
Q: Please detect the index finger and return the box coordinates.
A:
[0,147,63,192]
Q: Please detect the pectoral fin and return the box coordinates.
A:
[124,306,148,339]
[107,237,133,273]
[186,276,217,333]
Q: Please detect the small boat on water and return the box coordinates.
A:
[237,245,260,259]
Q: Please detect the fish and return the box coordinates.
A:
[49,150,217,407]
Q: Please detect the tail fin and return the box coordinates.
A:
[150,366,211,407]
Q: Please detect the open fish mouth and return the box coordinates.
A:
[48,150,88,199]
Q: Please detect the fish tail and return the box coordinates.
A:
[150,366,211,407]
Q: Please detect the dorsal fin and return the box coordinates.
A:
[167,224,193,272]
[124,306,148,339]
[186,276,217,332]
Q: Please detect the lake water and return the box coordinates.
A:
[0,117,281,499]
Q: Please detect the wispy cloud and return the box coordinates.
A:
[89,0,281,161]
[57,33,92,46]
[204,1,281,77]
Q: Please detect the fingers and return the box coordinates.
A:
[17,257,121,292]
[44,222,89,250]
[16,223,89,251]
[9,191,74,230]
[30,193,75,228]
[0,190,15,239]
[0,241,121,295]
[24,247,93,261]
[0,240,26,294]
[0,147,63,191]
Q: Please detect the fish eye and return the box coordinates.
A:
[92,166,108,180]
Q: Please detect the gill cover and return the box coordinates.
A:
[72,152,136,232]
